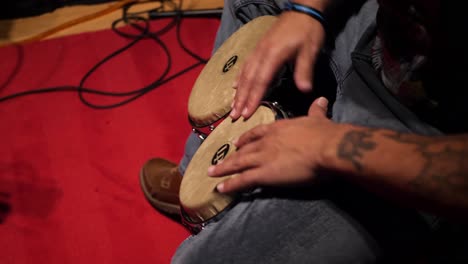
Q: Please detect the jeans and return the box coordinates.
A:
[173,0,435,263]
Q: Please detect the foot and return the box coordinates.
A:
[139,158,182,215]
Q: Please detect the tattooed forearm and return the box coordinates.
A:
[335,127,468,213]
[384,132,468,203]
[337,129,377,171]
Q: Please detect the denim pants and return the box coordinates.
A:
[172,0,437,263]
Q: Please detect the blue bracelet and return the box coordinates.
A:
[283,1,326,28]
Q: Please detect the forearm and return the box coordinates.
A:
[323,125,468,219]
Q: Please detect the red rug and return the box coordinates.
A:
[0,17,220,264]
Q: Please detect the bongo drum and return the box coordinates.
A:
[180,102,289,233]
[188,16,277,139]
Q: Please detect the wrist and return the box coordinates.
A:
[319,124,357,174]
[291,0,330,12]
[283,0,328,29]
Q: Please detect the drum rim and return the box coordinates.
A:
[180,193,240,233]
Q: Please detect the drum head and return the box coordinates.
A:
[180,105,277,224]
[188,16,277,127]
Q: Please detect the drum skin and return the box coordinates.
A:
[188,16,277,128]
[180,105,277,224]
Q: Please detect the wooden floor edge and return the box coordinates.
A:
[0,0,224,46]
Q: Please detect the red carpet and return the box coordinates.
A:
[0,17,220,264]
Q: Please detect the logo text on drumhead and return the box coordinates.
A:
[212,143,230,165]
[222,56,238,73]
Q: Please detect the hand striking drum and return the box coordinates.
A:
[187,16,278,140]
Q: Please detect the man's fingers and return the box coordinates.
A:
[240,47,288,119]
[294,46,318,92]
[231,59,253,119]
[216,168,265,193]
[308,97,328,117]
[232,49,266,120]
[208,150,261,177]
[232,40,290,119]
[235,124,269,148]
[240,87,264,119]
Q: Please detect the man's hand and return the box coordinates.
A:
[209,97,341,193]
[230,11,326,120]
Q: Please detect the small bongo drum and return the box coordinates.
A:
[188,16,277,139]
[180,102,289,233]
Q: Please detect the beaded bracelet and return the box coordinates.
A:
[283,1,326,29]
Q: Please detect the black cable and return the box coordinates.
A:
[78,15,173,109]
[148,9,223,19]
[0,0,218,109]
[0,45,24,93]
[176,15,209,63]
[172,0,210,63]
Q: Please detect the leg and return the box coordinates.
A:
[173,189,381,264]
[178,132,202,175]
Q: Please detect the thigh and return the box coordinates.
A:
[172,188,381,264]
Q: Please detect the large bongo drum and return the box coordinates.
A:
[180,102,289,233]
[188,16,277,139]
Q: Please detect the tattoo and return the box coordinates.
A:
[336,127,468,208]
[384,132,468,203]
[337,129,377,171]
